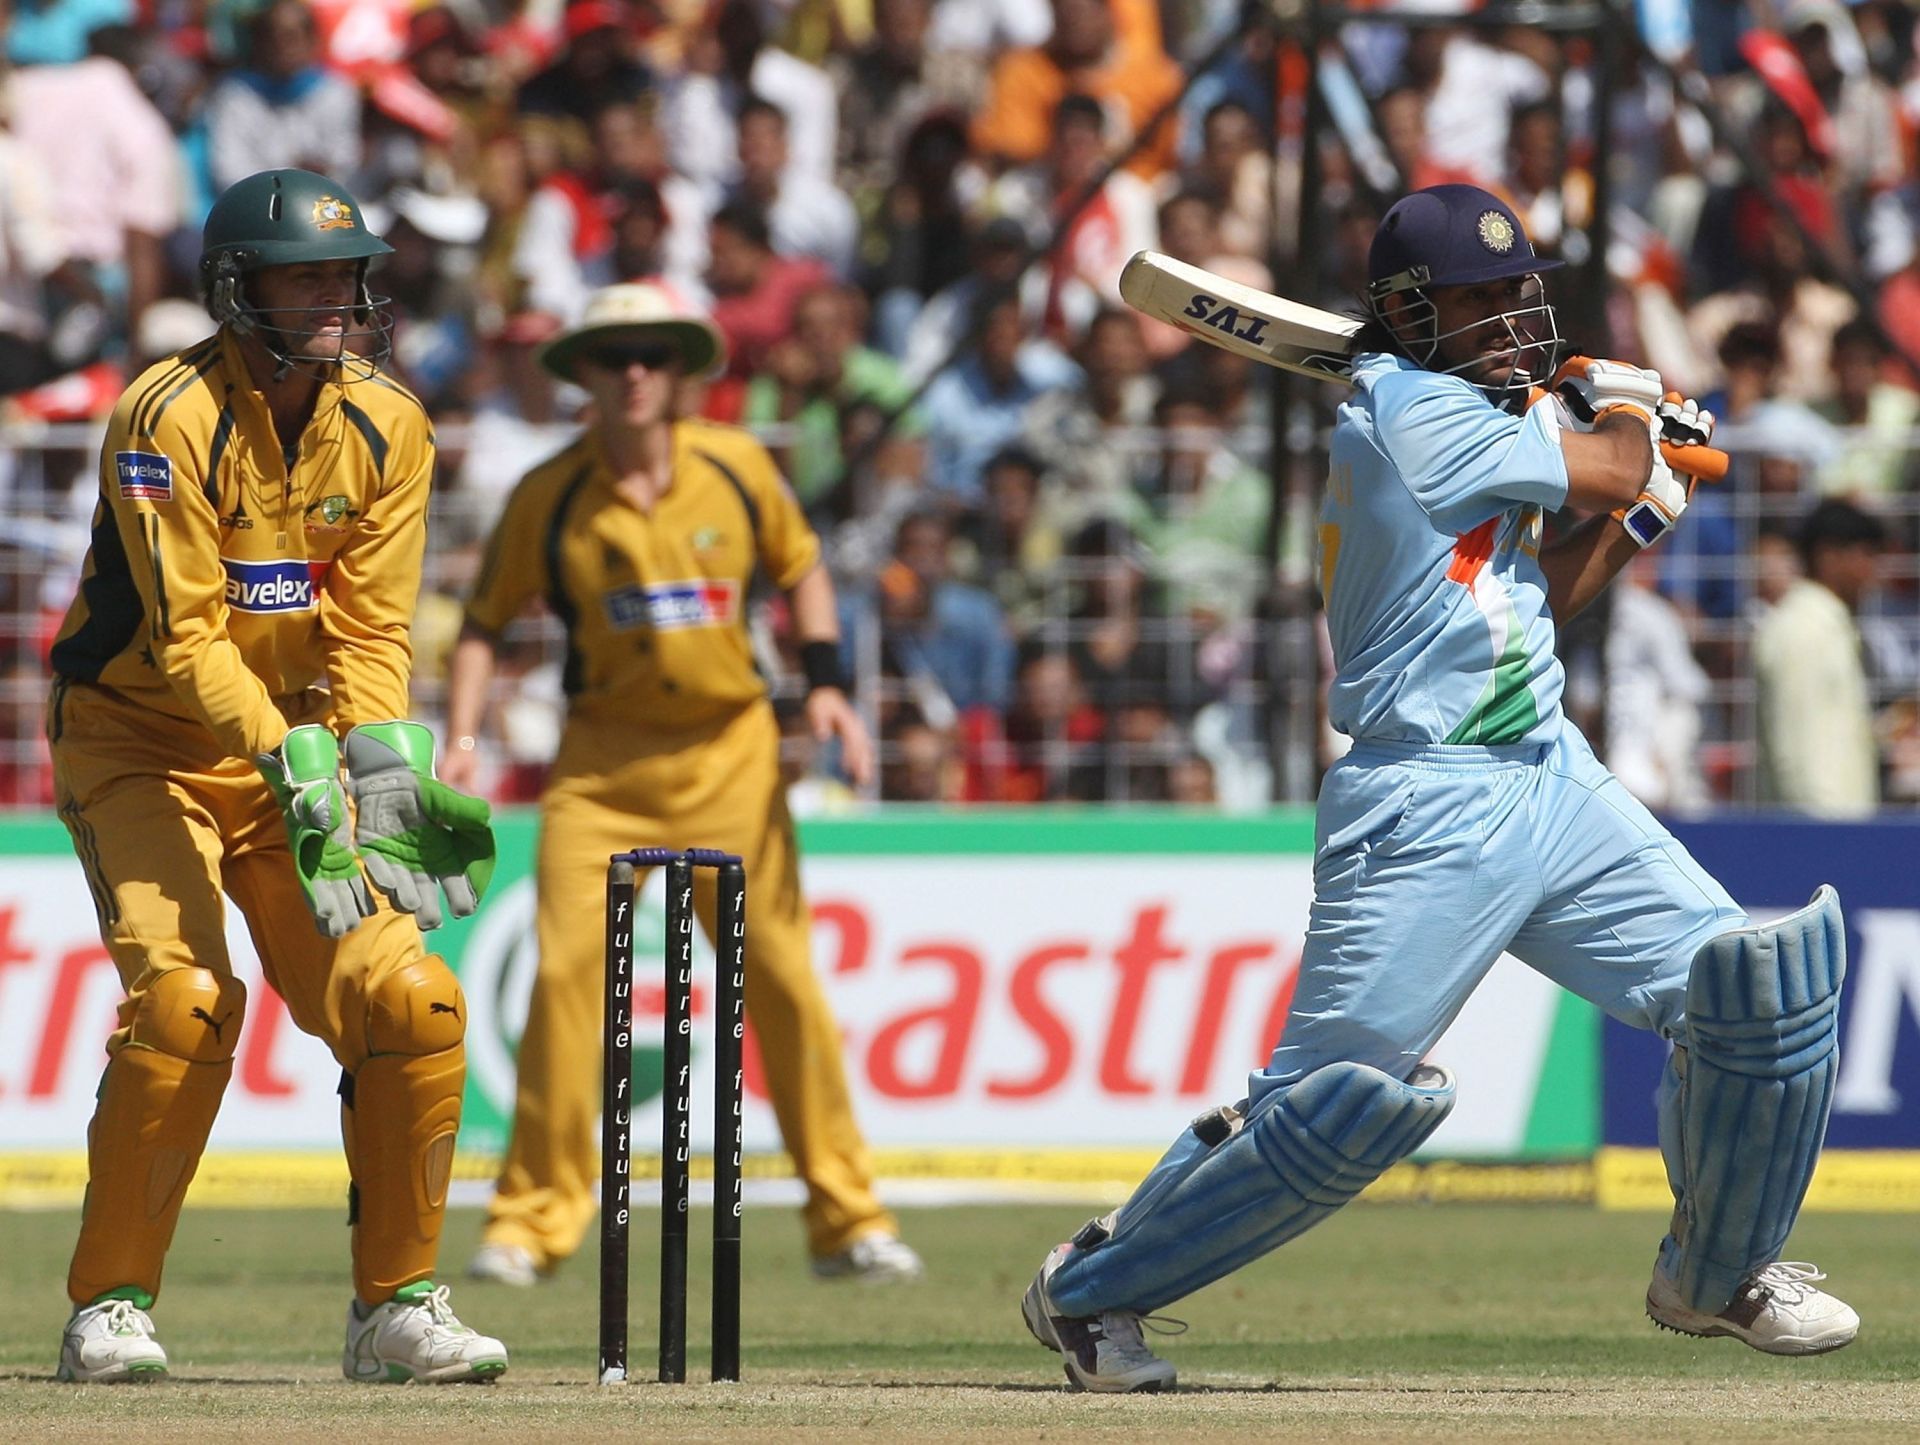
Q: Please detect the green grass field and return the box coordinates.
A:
[3,1202,1916,1441]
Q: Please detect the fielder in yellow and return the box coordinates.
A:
[47,168,506,1383]
[445,283,922,1286]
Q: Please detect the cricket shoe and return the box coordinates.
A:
[57,1296,168,1383]
[1021,1241,1178,1393]
[466,1242,540,1287]
[1647,1260,1859,1355]
[812,1231,926,1284]
[343,1282,509,1383]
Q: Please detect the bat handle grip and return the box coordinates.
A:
[1660,438,1728,484]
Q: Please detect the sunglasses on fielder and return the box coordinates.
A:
[585,340,683,373]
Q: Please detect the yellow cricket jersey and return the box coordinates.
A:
[49,329,434,760]
[465,420,820,729]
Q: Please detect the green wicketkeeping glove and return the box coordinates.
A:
[342,721,496,932]
[256,725,375,939]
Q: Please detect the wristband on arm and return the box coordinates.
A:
[800,640,846,694]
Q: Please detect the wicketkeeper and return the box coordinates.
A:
[47,168,506,1383]
[1022,185,1854,1392]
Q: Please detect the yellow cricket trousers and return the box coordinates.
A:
[484,698,892,1261]
[49,680,464,1306]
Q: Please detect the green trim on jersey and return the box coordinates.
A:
[1445,598,1541,745]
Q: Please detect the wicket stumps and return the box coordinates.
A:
[599,847,746,1386]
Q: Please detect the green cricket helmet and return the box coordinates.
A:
[200,168,396,381]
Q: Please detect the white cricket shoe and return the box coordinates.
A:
[57,1297,169,1383]
[1021,1241,1178,1393]
[1647,1260,1859,1355]
[812,1231,926,1284]
[467,1242,540,1287]
[343,1282,509,1383]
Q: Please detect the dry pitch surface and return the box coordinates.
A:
[2,1202,1915,1441]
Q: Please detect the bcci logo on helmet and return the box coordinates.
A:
[1477,210,1517,255]
[312,196,357,232]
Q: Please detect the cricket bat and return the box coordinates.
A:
[1119,250,1728,483]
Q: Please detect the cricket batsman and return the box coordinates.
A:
[445,283,923,1287]
[1021,185,1855,1391]
[48,169,506,1383]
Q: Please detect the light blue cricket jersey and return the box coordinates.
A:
[1320,352,1571,746]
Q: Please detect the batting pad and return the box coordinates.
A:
[1048,1061,1456,1316]
[1676,885,1844,1313]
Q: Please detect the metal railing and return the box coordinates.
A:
[3,418,1917,810]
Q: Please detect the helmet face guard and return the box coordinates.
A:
[205,254,396,384]
[1367,270,1563,402]
[199,169,396,384]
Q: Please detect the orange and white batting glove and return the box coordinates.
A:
[1555,358,1666,430]
[1611,391,1712,549]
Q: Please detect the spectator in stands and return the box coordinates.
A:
[1055,516,1185,717]
[741,282,916,506]
[1189,97,1270,261]
[515,0,655,124]
[726,95,859,278]
[1606,557,1712,814]
[454,310,575,522]
[865,110,982,359]
[705,198,832,417]
[967,443,1063,633]
[0,62,73,395]
[1754,499,1887,816]
[1817,317,1920,497]
[921,289,1078,506]
[1783,0,1906,202]
[1397,24,1550,191]
[900,215,1049,384]
[1123,382,1270,627]
[879,707,960,802]
[971,0,1183,181]
[1505,99,1585,259]
[862,509,1017,716]
[1686,110,1856,403]
[1168,751,1216,804]
[993,642,1104,801]
[662,0,837,192]
[987,92,1157,341]
[6,0,130,66]
[834,0,967,203]
[203,0,362,193]
[8,34,178,368]
[1022,305,1157,531]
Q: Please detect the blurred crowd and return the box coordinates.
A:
[0,0,1917,814]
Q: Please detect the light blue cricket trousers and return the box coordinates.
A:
[1255,725,1743,1102]
[1047,725,1747,1317]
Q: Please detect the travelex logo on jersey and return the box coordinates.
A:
[223,557,328,613]
[603,579,739,631]
[115,451,173,500]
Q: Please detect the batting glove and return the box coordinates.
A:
[1556,358,1666,429]
[256,725,375,939]
[344,721,497,932]
[1657,393,1716,449]
[1614,446,1697,549]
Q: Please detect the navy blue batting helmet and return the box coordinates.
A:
[1367,185,1563,298]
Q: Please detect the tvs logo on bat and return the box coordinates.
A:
[1180,293,1271,346]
